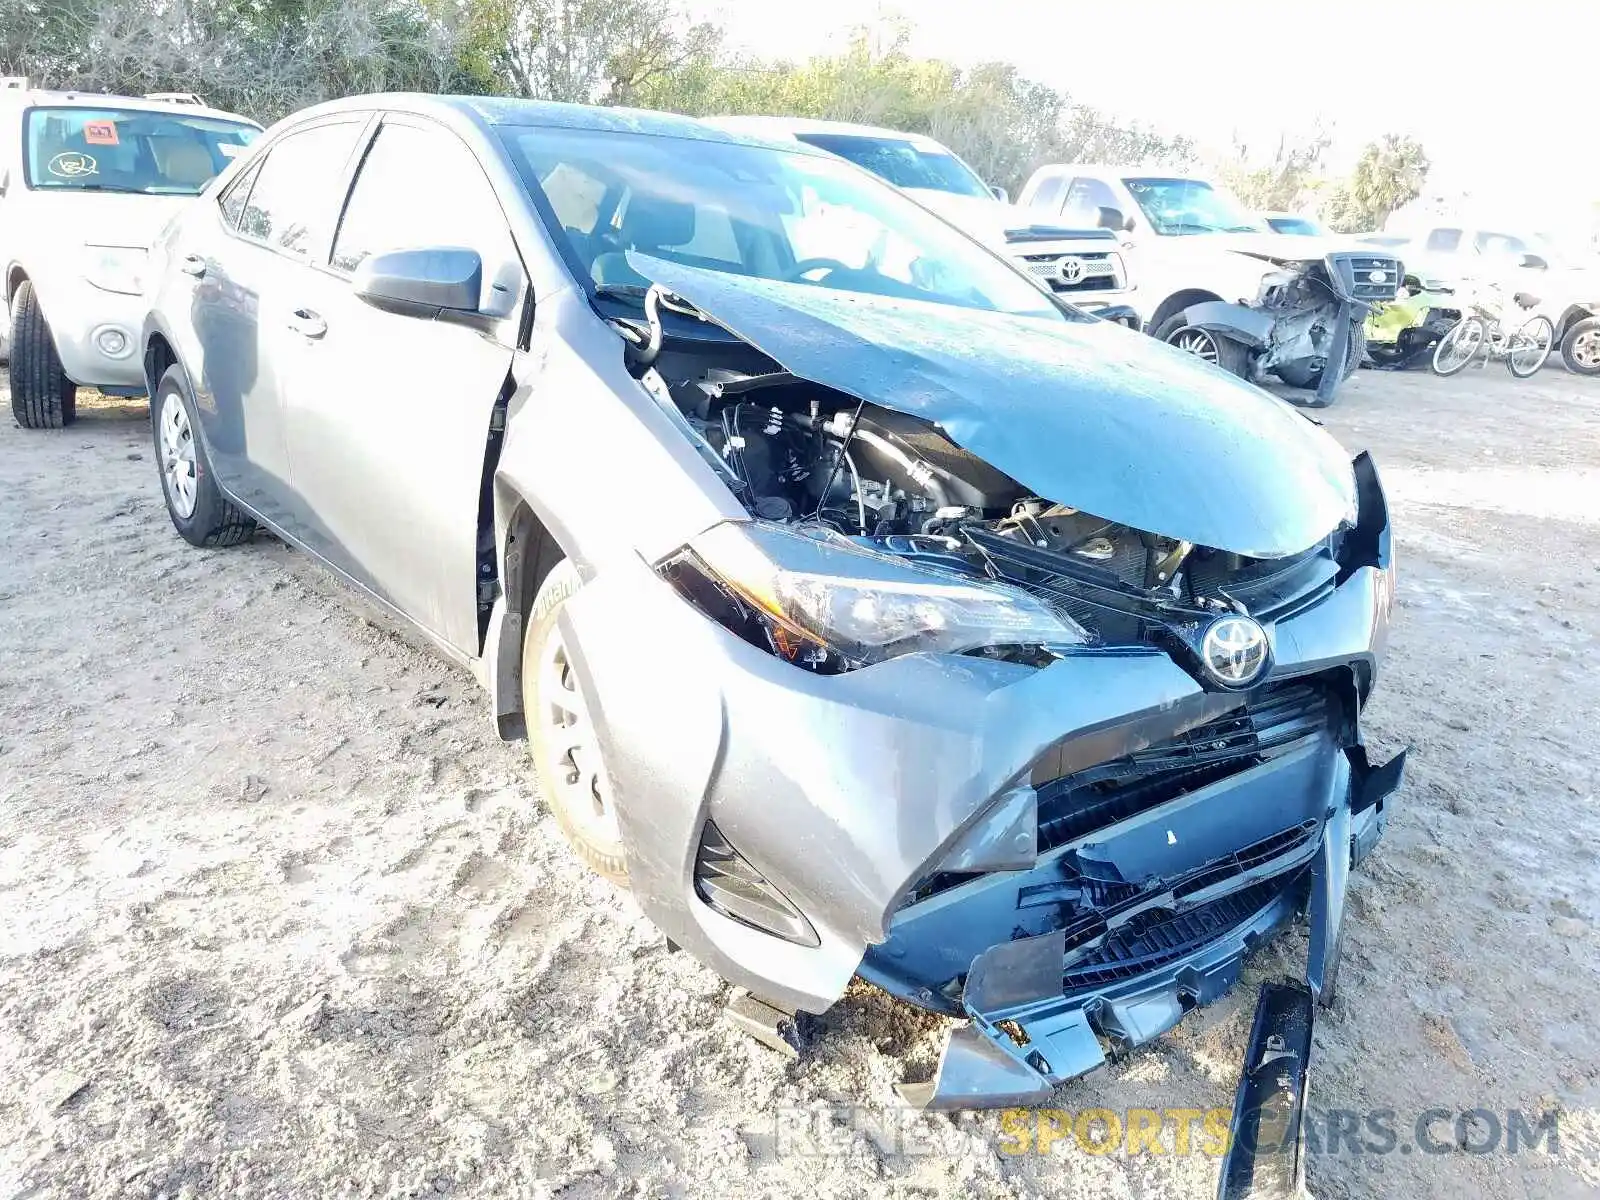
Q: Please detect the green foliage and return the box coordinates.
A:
[1214,131,1331,212]
[2,1,1195,189]
[1320,134,1431,233]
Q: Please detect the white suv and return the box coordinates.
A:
[705,117,1136,318]
[1,83,260,427]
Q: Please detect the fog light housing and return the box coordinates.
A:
[694,821,819,947]
[93,326,132,358]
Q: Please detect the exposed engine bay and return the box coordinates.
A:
[640,331,1341,678]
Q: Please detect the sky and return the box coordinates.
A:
[687,0,1599,236]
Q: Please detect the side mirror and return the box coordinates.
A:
[989,184,1010,204]
[353,247,481,316]
[0,167,9,197]
[1098,206,1132,233]
[1094,304,1141,330]
[1520,253,1548,270]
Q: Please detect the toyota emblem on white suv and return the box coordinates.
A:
[1056,256,1086,285]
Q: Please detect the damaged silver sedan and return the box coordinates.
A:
[142,95,1404,1116]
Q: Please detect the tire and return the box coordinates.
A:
[8,280,78,429]
[1507,315,1554,379]
[151,364,256,547]
[1561,315,1600,376]
[1431,317,1485,377]
[1155,314,1250,379]
[522,559,629,885]
[1274,324,1367,391]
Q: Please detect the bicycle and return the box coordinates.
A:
[1430,280,1555,379]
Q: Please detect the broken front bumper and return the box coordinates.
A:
[557,488,1398,1107]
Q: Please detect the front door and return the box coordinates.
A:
[280,116,525,655]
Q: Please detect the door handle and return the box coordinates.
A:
[287,308,326,339]
[179,254,207,278]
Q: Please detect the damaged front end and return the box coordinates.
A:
[1178,250,1403,406]
[572,256,1404,1111]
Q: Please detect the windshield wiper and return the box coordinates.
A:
[49,183,163,195]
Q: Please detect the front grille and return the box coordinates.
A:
[1330,253,1401,302]
[1035,682,1332,854]
[1020,251,1122,292]
[1060,868,1302,992]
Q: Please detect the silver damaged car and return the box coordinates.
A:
[142,95,1405,1111]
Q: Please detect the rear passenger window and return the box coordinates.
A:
[218,159,262,230]
[237,121,362,256]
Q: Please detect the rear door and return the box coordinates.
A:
[180,118,366,523]
[280,115,526,654]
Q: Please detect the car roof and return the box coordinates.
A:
[1029,164,1204,180]
[279,93,833,157]
[5,89,257,127]
[704,114,953,149]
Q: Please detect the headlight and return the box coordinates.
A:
[82,245,148,296]
[659,521,1084,673]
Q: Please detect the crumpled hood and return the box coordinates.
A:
[633,254,1357,559]
[1211,230,1379,262]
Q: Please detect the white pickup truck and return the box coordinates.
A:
[1019,165,1402,403]
[705,117,1138,322]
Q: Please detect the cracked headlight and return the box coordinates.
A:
[660,520,1085,673]
[82,244,148,296]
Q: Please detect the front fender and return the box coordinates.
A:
[1181,300,1275,348]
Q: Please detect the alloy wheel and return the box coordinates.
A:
[538,630,620,845]
[1169,326,1221,364]
[159,390,198,519]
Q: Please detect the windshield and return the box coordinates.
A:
[792,133,990,199]
[500,127,1060,319]
[24,107,259,195]
[1266,216,1324,236]
[1123,177,1266,236]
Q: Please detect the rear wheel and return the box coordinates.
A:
[1561,316,1600,376]
[1156,315,1250,379]
[151,364,256,547]
[522,559,629,885]
[1506,315,1554,379]
[8,280,78,429]
[1431,317,1485,377]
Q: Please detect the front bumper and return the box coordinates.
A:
[559,488,1398,1105]
[26,275,147,390]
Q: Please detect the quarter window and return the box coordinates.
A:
[237,121,363,256]
[218,159,262,230]
[331,121,514,288]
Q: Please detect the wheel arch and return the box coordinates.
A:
[482,478,572,740]
[143,330,180,396]
[5,264,25,302]
[1147,287,1225,334]
[1554,304,1597,341]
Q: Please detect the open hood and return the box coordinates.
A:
[632,254,1356,559]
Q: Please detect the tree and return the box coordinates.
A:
[1320,134,1430,233]
[1214,130,1330,212]
[472,0,719,105]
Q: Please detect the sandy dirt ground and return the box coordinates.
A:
[2,362,1599,1200]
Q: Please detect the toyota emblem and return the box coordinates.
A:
[1057,256,1086,285]
[1200,615,1270,687]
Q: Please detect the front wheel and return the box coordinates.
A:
[1431,317,1485,377]
[522,559,629,886]
[1155,315,1250,379]
[8,280,78,429]
[151,364,256,547]
[1507,315,1554,379]
[1561,316,1600,376]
